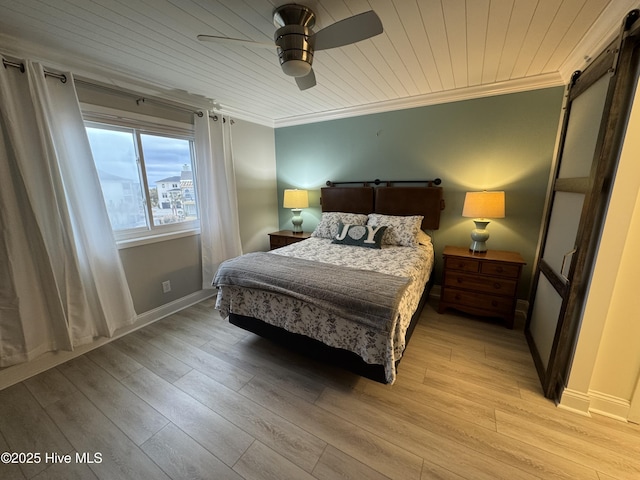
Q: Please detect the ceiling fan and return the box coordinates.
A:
[197,4,383,91]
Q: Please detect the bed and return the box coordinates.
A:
[214,181,445,383]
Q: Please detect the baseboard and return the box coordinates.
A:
[558,388,593,416]
[588,390,631,422]
[516,299,529,319]
[0,289,215,391]
[559,387,632,422]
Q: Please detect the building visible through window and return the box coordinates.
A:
[85,120,199,240]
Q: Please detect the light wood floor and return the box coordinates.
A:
[1,298,639,480]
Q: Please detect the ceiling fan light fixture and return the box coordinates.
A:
[281,58,312,77]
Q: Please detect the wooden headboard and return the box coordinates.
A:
[318,187,374,214]
[320,179,445,230]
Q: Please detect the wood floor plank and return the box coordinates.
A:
[233,441,317,480]
[201,336,326,403]
[0,383,72,478]
[145,314,216,347]
[23,367,78,408]
[146,332,254,391]
[171,310,248,344]
[420,461,468,480]
[316,386,541,480]
[495,410,640,479]
[85,343,143,380]
[176,369,326,472]
[56,355,169,445]
[239,376,424,480]
[111,332,192,383]
[121,367,254,467]
[423,357,522,396]
[30,454,99,480]
[362,376,497,430]
[494,395,640,459]
[45,390,171,480]
[449,350,540,382]
[0,432,27,480]
[141,423,243,480]
[312,445,391,480]
[318,386,599,480]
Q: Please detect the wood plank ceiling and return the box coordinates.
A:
[0,0,637,126]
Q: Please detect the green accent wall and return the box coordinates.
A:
[275,87,565,297]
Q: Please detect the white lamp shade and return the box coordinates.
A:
[462,191,505,219]
[283,189,309,209]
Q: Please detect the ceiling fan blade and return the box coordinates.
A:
[313,10,383,51]
[197,35,274,49]
[295,69,316,90]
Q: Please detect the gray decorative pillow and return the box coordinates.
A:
[312,212,369,239]
[367,214,424,247]
[332,223,387,249]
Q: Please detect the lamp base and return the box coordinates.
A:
[291,208,303,233]
[469,219,490,253]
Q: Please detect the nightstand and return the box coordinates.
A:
[268,230,311,250]
[438,246,525,329]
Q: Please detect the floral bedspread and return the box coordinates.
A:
[215,237,434,383]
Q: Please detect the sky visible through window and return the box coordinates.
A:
[86,125,197,232]
[86,128,192,185]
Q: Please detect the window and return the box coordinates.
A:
[85,118,199,241]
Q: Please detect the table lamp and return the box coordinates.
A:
[462,191,505,252]
[283,189,309,233]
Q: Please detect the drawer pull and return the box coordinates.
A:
[493,282,502,290]
[496,266,504,273]
[457,277,463,284]
[492,300,498,307]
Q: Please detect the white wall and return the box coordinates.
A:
[561,81,640,420]
[232,119,278,253]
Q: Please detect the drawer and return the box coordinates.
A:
[269,236,287,248]
[480,262,521,278]
[445,257,480,273]
[444,272,517,296]
[442,288,515,314]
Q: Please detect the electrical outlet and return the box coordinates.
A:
[162,280,171,293]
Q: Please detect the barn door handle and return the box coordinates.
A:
[560,248,576,283]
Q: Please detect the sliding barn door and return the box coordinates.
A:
[526,10,640,401]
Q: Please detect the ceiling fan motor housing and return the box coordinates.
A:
[273,4,316,77]
[275,25,314,77]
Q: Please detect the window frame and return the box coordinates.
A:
[82,106,200,247]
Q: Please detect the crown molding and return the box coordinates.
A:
[273,73,565,128]
[558,0,640,82]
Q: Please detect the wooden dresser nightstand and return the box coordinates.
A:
[268,230,311,250]
[438,245,526,329]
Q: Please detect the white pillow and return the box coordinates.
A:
[312,212,369,239]
[416,229,432,246]
[367,214,424,247]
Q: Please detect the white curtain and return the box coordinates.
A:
[0,59,137,367]
[194,113,243,289]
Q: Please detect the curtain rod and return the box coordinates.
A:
[1,57,239,123]
[75,79,204,117]
[3,58,67,83]
[2,57,211,118]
